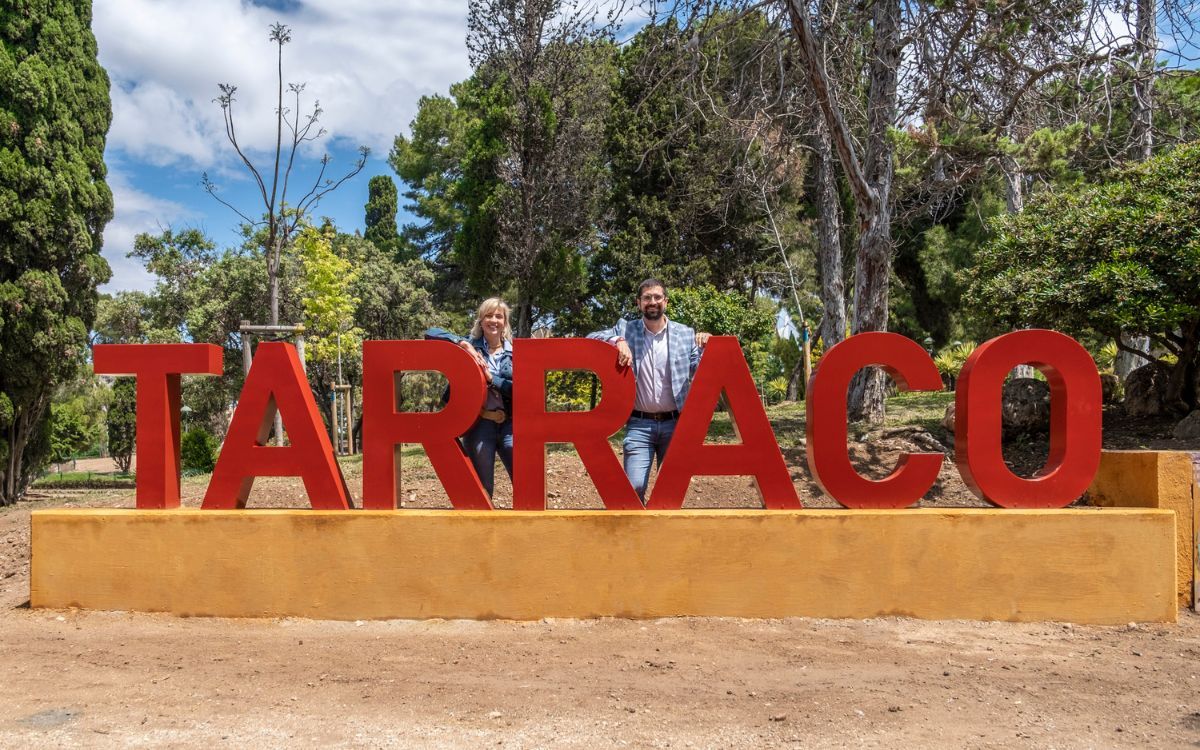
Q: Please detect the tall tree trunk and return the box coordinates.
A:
[1002,152,1024,214]
[1001,148,1038,379]
[2,400,41,506]
[514,294,533,339]
[1116,0,1157,379]
[1116,332,1153,380]
[269,233,282,327]
[1163,321,1199,412]
[784,0,898,422]
[847,0,901,424]
[1133,0,1156,163]
[814,120,846,353]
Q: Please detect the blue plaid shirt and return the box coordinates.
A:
[587,317,700,409]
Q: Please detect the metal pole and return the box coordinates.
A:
[345,388,354,454]
[330,390,340,454]
[240,321,253,375]
[802,323,813,388]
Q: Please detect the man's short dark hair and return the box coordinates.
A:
[637,278,667,299]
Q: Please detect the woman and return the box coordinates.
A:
[424,298,514,497]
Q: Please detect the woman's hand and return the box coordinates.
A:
[457,339,491,382]
[458,339,486,366]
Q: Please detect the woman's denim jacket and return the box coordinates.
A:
[423,327,514,414]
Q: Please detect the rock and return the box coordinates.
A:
[1099,373,1120,405]
[1173,411,1200,440]
[1123,362,1171,417]
[941,403,955,434]
[1001,378,1050,436]
[864,427,947,454]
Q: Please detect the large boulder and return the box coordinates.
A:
[941,384,1052,437]
[1173,410,1200,440]
[1001,378,1051,436]
[1123,361,1171,417]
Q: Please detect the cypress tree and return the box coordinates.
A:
[0,0,113,503]
[363,174,404,260]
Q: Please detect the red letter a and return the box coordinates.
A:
[648,337,801,509]
[203,342,351,509]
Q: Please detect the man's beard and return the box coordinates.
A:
[642,307,663,320]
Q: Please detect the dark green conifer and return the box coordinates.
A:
[0,0,113,503]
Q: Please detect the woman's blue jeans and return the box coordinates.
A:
[462,416,513,497]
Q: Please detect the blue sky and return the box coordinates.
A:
[95,0,473,292]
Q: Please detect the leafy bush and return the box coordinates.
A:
[396,372,448,412]
[181,428,219,473]
[669,285,780,383]
[669,286,774,346]
[48,401,94,465]
[546,370,598,412]
[967,142,1200,412]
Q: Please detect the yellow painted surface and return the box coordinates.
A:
[31,508,1176,624]
[1088,450,1196,608]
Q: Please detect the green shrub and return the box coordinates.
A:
[181,428,219,473]
[546,370,599,412]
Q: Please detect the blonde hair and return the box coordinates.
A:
[469,297,513,341]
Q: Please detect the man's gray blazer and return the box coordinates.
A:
[586,318,701,410]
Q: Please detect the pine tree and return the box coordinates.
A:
[0,0,114,503]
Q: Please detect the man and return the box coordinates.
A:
[588,279,711,502]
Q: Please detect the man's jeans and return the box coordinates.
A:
[462,417,513,497]
[622,416,677,502]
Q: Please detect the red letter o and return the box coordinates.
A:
[954,330,1101,508]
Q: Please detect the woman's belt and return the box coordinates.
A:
[480,409,507,423]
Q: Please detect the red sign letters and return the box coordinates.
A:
[92,330,1102,511]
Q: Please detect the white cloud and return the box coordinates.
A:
[99,168,193,294]
[94,1,472,167]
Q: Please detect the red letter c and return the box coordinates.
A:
[806,333,944,508]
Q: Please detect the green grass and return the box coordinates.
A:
[33,471,136,489]
[882,391,954,432]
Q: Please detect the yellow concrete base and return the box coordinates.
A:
[1088,450,1197,608]
[31,508,1176,624]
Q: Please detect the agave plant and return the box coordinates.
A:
[1094,341,1119,373]
[933,341,978,377]
[765,377,790,404]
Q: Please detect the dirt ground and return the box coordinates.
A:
[4,408,1200,747]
